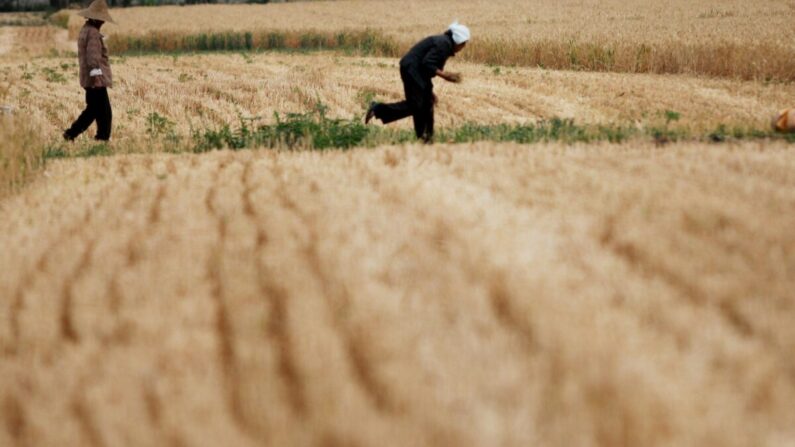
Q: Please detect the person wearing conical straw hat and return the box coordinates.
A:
[63,0,115,142]
[365,21,469,143]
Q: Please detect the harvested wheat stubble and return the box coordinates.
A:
[1,142,794,446]
[4,53,795,146]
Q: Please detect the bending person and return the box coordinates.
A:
[63,0,115,142]
[366,22,470,143]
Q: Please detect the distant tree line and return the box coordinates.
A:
[1,0,288,12]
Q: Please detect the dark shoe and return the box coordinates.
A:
[62,130,75,141]
[365,102,377,124]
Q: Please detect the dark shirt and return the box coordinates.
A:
[400,33,455,88]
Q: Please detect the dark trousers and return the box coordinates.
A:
[66,87,112,141]
[373,67,434,142]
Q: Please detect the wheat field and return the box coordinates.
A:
[62,0,795,80]
[2,143,795,446]
[69,0,793,46]
[1,0,795,445]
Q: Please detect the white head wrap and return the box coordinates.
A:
[449,21,470,44]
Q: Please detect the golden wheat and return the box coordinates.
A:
[61,0,795,80]
[0,71,45,197]
[0,116,44,197]
[69,0,792,45]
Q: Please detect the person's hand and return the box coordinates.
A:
[432,93,438,105]
[446,72,462,83]
[88,68,102,87]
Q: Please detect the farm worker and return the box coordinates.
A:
[63,0,115,142]
[365,21,470,143]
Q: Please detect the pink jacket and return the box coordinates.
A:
[78,23,112,89]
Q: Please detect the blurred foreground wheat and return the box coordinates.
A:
[0,69,46,197]
[1,142,794,446]
[0,116,45,196]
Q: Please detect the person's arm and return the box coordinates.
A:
[421,40,457,81]
[435,69,462,83]
[423,40,461,83]
[85,29,103,87]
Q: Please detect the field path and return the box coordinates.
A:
[1,142,795,446]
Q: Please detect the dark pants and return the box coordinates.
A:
[65,87,112,141]
[373,67,434,142]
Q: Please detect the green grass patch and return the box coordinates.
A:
[37,103,794,162]
[42,67,67,84]
[43,142,112,160]
[187,103,795,152]
[193,103,371,152]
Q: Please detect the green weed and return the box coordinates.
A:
[42,67,66,84]
[146,112,180,144]
[146,112,175,137]
[43,143,112,159]
[193,103,369,152]
[356,90,377,110]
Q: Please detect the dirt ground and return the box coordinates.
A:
[1,142,794,446]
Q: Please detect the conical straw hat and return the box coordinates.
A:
[77,0,115,24]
